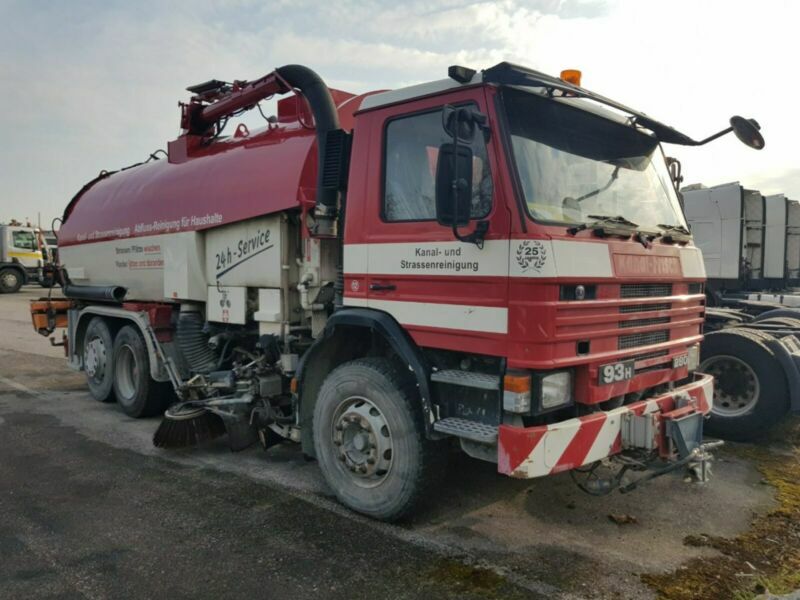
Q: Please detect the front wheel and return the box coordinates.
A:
[0,268,23,293]
[313,358,445,521]
[112,325,171,418]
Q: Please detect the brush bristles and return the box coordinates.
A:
[153,412,227,448]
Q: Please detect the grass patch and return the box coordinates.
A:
[642,417,800,599]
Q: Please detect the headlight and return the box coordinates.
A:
[687,344,700,372]
[540,371,573,410]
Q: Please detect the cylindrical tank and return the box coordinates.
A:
[58,89,369,303]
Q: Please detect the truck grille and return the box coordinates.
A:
[631,349,669,361]
[620,302,671,314]
[621,283,673,298]
[688,283,704,294]
[618,330,670,350]
[619,316,670,329]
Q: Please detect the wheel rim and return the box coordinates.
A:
[701,355,760,417]
[115,344,139,403]
[84,336,107,382]
[1,271,18,288]
[331,396,393,488]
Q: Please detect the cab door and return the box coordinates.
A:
[8,228,41,268]
[344,88,511,357]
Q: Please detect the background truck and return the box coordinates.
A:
[35,63,761,520]
[0,224,51,293]
[683,183,800,440]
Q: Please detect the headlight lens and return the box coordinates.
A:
[541,371,572,409]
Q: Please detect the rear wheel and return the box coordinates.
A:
[0,268,22,293]
[112,325,170,418]
[83,317,115,402]
[313,358,446,521]
[700,329,790,441]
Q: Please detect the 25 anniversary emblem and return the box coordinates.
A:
[516,240,547,273]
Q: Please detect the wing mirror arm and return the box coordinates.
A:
[437,105,490,249]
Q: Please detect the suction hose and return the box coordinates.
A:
[176,307,217,374]
[275,65,342,235]
[63,284,126,302]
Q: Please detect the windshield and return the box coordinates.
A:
[501,88,687,230]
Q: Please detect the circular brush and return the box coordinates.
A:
[153,404,227,448]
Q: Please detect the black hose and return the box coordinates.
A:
[63,284,126,302]
[176,312,218,374]
[275,65,341,223]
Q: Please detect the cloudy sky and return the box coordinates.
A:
[1,0,796,226]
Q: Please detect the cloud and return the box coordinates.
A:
[0,0,796,225]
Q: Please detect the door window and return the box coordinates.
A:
[12,230,37,251]
[382,107,492,222]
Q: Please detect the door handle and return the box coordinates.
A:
[369,283,396,291]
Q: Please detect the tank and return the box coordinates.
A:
[59,90,366,306]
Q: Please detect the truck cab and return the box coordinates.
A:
[0,224,46,293]
[338,63,712,479]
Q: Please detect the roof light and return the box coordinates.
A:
[448,65,477,84]
[560,69,582,86]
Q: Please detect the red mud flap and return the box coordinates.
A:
[497,373,714,479]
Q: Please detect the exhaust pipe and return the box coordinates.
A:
[63,284,126,302]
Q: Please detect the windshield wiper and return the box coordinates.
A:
[567,214,639,237]
[571,166,621,203]
[656,223,692,243]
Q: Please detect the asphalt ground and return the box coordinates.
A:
[0,287,782,599]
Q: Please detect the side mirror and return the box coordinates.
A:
[730,116,765,150]
[442,105,488,141]
[435,143,474,227]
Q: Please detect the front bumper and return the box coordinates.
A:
[497,372,714,478]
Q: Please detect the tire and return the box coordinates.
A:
[700,329,790,441]
[83,317,115,402]
[752,308,800,322]
[313,358,446,521]
[112,325,171,418]
[0,268,23,293]
[753,317,800,329]
[39,274,55,288]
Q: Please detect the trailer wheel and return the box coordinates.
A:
[83,317,115,403]
[313,358,446,521]
[752,308,800,323]
[112,325,170,418]
[0,268,23,293]
[700,330,789,441]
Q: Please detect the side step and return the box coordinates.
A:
[430,370,500,390]
[433,417,498,444]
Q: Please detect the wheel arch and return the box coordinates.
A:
[296,308,434,456]
[73,306,170,382]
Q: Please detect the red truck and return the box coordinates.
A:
[35,63,763,519]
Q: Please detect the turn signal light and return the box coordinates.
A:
[560,69,582,86]
[504,373,531,393]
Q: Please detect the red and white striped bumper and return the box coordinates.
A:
[497,373,714,478]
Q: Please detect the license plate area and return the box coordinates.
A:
[672,353,689,369]
[598,360,634,385]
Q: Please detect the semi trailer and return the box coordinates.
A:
[33,63,762,519]
[684,183,800,440]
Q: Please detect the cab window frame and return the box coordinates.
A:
[12,230,37,251]
[380,101,493,224]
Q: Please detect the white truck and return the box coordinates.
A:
[683,183,800,440]
[0,224,50,293]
